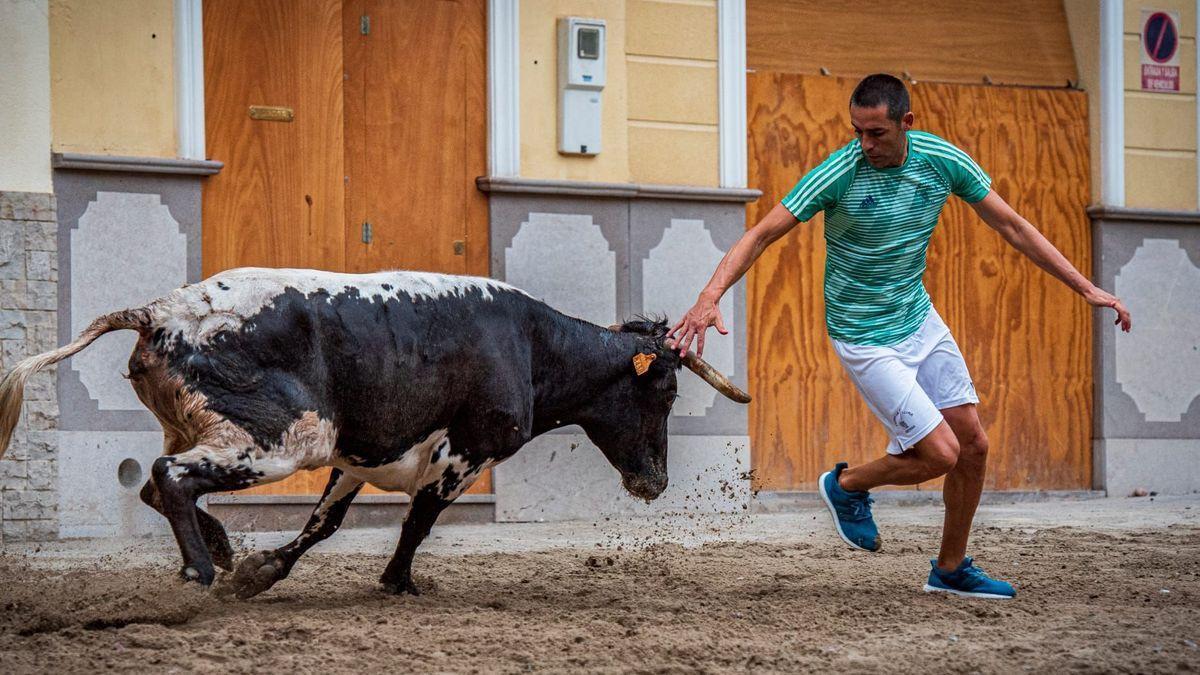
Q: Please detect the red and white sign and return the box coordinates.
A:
[1141,9,1181,92]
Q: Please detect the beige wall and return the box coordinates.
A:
[1123,0,1197,210]
[520,0,631,182]
[0,0,53,194]
[519,0,720,186]
[49,0,176,157]
[626,0,718,186]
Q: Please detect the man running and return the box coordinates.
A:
[668,74,1131,599]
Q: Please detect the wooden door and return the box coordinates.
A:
[201,0,490,496]
[202,0,346,275]
[343,0,489,275]
[746,74,1092,492]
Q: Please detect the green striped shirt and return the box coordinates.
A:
[781,130,991,346]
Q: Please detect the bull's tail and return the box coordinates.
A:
[0,308,152,460]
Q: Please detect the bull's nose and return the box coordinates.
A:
[622,472,668,503]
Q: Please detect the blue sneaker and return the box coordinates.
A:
[924,557,1016,599]
[818,462,881,552]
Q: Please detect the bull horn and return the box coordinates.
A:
[680,351,752,404]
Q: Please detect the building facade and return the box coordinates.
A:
[0,0,1195,542]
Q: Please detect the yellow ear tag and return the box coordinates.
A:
[633,352,657,376]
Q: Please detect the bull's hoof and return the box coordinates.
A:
[222,550,288,599]
[379,574,420,596]
[209,537,235,572]
[180,563,215,586]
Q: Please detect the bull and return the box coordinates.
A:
[0,268,748,597]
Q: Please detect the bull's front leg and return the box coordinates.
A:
[379,414,525,595]
[224,468,363,599]
[379,487,449,595]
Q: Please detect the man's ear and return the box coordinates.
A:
[608,323,623,332]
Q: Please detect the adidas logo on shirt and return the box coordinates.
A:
[860,195,877,208]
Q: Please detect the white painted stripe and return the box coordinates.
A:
[489,0,521,177]
[1100,0,1125,206]
[718,0,748,188]
[174,0,205,160]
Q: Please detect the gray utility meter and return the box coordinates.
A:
[557,17,606,155]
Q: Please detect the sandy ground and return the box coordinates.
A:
[1,495,1198,673]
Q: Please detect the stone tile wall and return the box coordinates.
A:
[0,191,59,543]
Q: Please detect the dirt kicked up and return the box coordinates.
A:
[2,502,1199,673]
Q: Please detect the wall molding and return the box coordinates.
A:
[52,153,223,176]
[477,176,761,202]
[488,0,520,177]
[718,0,748,189]
[1088,205,1200,224]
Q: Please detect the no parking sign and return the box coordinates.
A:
[1141,9,1181,92]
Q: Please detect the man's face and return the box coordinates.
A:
[850,104,914,168]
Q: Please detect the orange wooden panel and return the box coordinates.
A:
[343,0,489,276]
[747,0,1078,88]
[746,73,1092,491]
[201,0,346,276]
[919,83,1092,490]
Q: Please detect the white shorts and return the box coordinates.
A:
[832,308,979,455]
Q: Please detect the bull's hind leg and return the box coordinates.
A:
[225,468,364,599]
[140,480,235,571]
[153,444,299,585]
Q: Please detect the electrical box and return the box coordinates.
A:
[557,17,606,155]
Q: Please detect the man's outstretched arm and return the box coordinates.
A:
[969,190,1132,331]
[667,202,800,357]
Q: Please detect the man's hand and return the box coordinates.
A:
[1085,286,1132,332]
[667,297,728,358]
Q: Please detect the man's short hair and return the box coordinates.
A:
[850,74,911,122]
